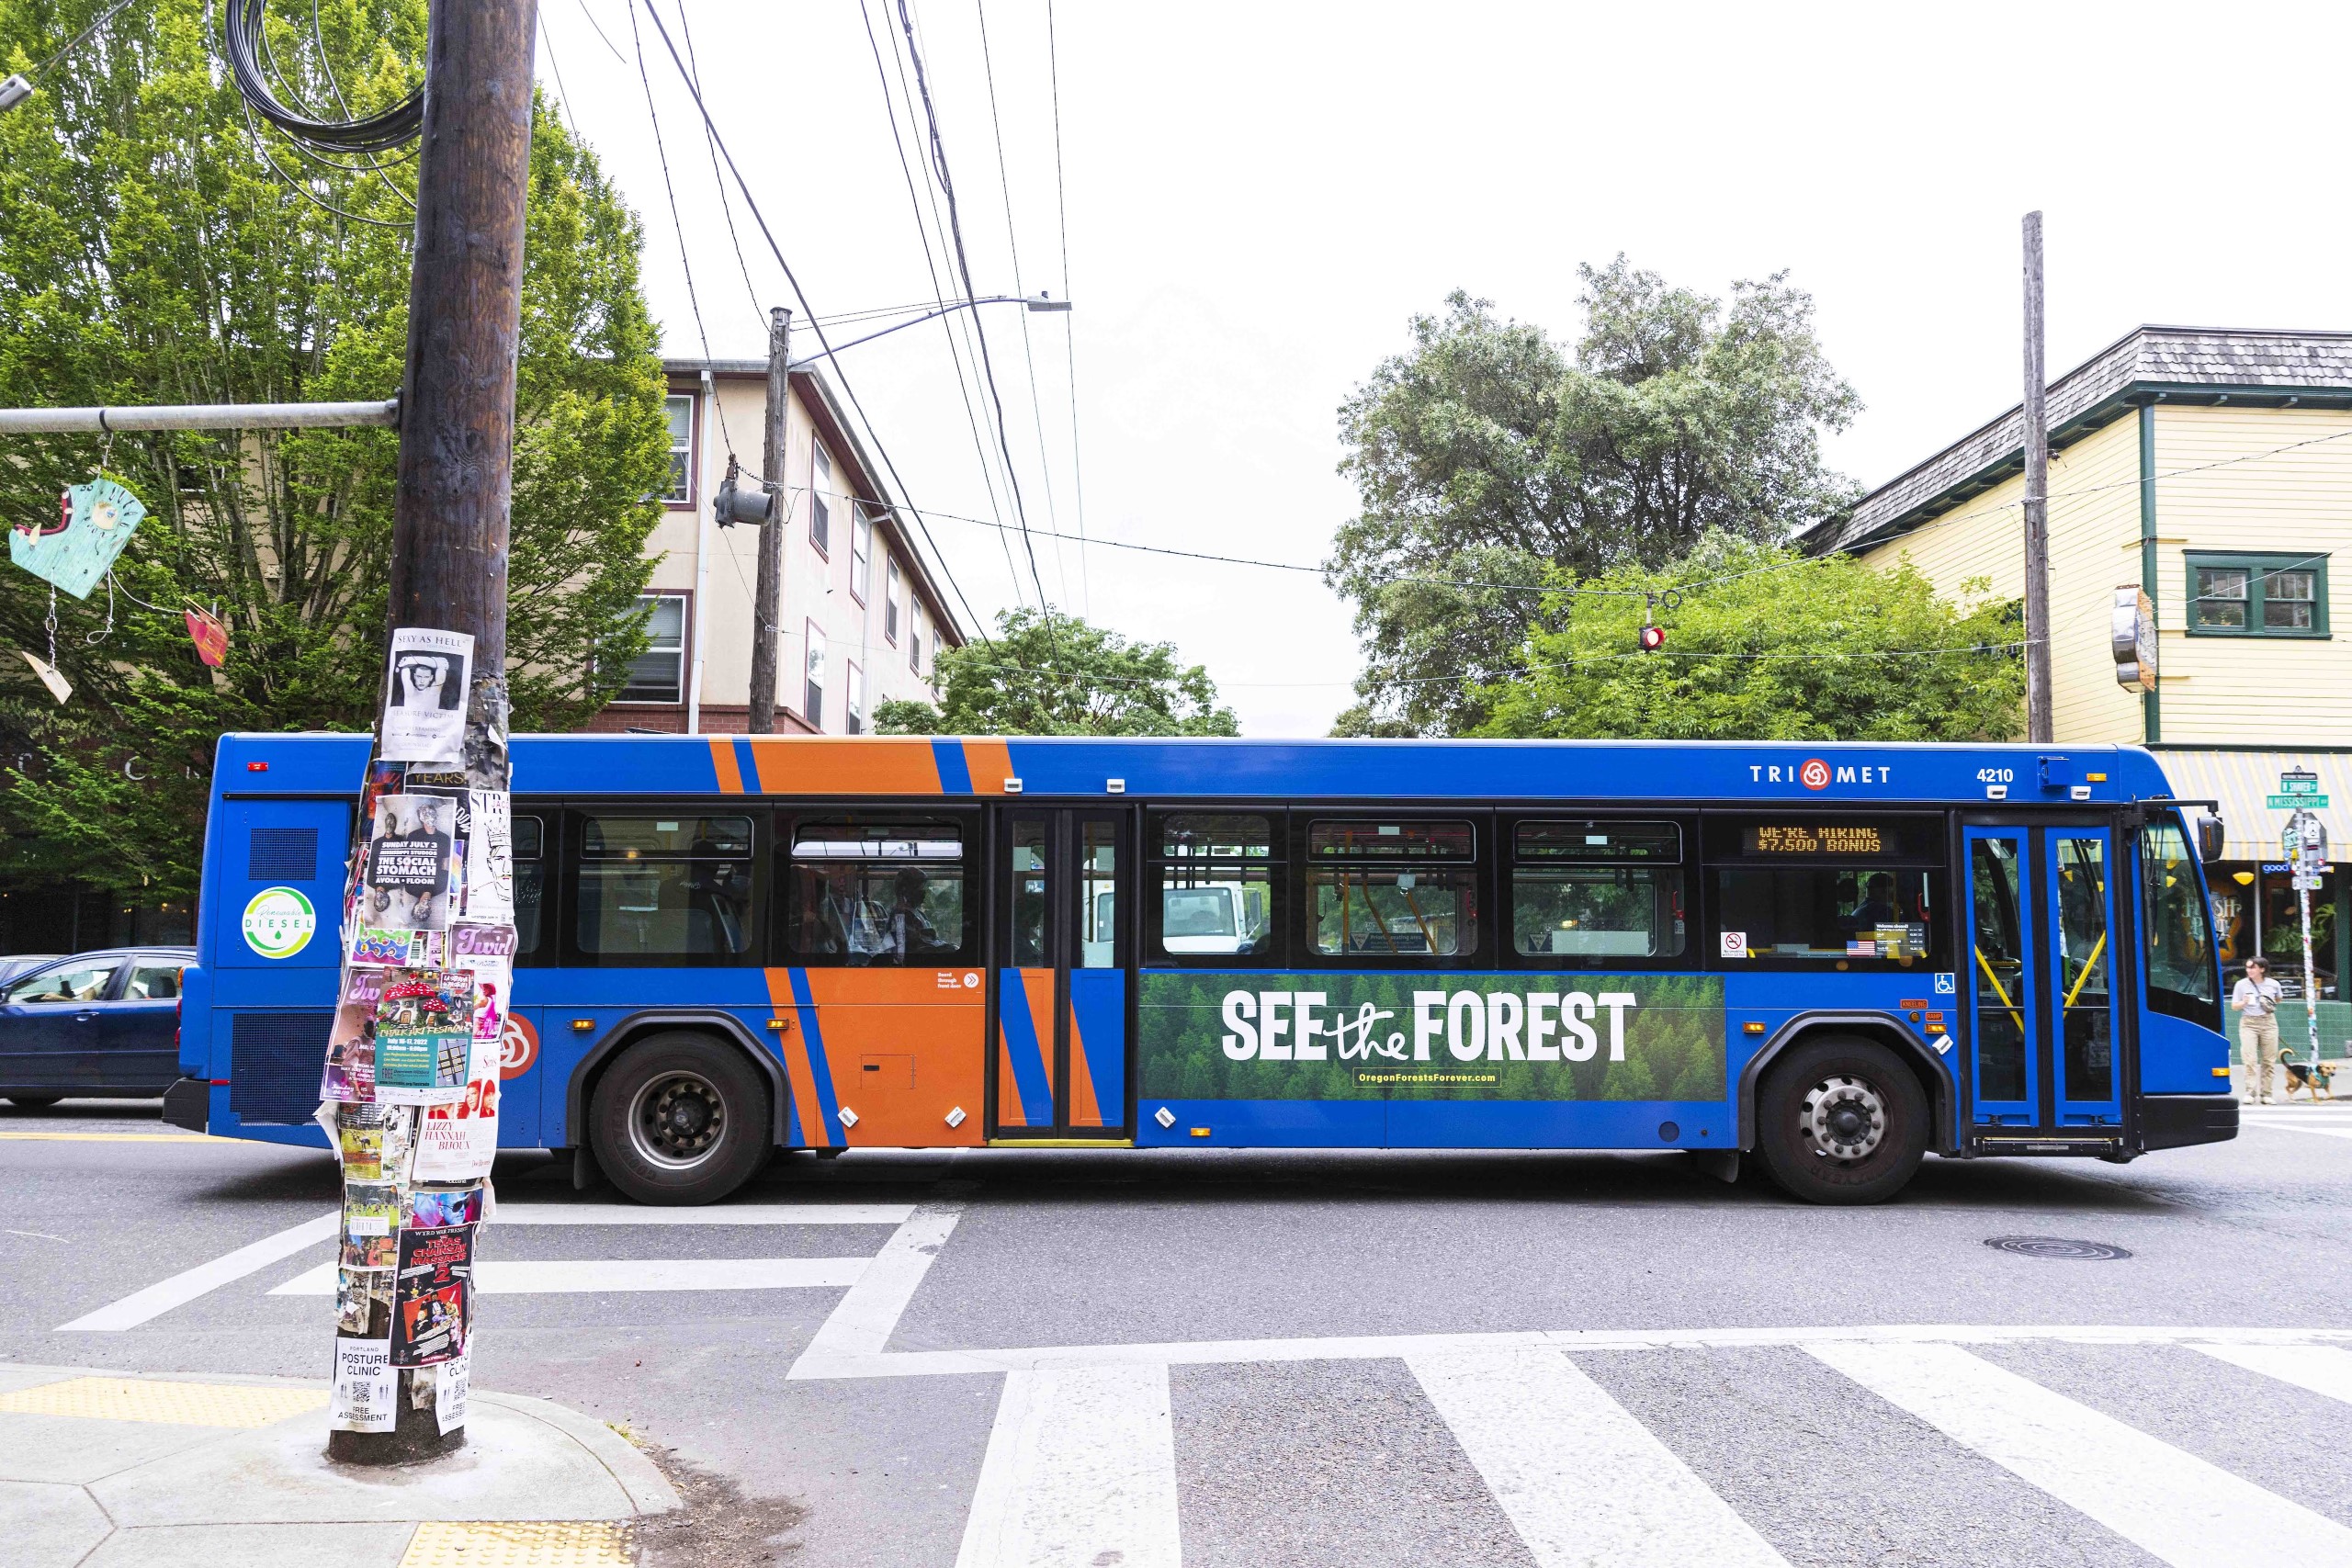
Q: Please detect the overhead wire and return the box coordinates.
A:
[974,1,1069,604]
[893,0,1057,632]
[223,0,421,152]
[857,0,1025,606]
[1045,0,1091,615]
[676,3,764,333]
[637,0,994,650]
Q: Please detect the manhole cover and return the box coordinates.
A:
[1984,1235,2132,1261]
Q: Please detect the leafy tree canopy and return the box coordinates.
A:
[0,0,670,897]
[1476,536,2024,742]
[875,609,1239,738]
[1328,260,1860,735]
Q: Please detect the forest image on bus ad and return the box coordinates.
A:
[1137,973,1728,1101]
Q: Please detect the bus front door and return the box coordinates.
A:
[1963,823,2124,1133]
[993,808,1131,1139]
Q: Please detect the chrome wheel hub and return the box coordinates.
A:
[628,1072,726,1169]
[1800,1074,1886,1162]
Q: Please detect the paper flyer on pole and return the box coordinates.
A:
[373,970,474,1107]
[341,1180,399,1269]
[435,1349,471,1436]
[359,794,460,932]
[415,968,505,1181]
[379,628,472,764]
[329,1336,397,1433]
[465,789,515,924]
[391,1224,472,1367]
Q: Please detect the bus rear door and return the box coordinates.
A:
[1962,821,2125,1138]
[994,807,1131,1140]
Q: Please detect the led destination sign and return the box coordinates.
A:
[1743,824,1886,856]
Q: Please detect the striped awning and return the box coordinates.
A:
[2147,749,2351,863]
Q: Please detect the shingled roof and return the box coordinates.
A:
[1808,326,2352,555]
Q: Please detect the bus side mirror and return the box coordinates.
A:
[2196,813,2226,863]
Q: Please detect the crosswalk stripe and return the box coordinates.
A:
[269,1257,868,1295]
[1808,1341,2352,1568]
[495,1202,915,1226]
[1408,1348,1789,1568]
[2193,1343,2352,1407]
[58,1211,338,1331]
[2242,1122,2352,1141]
[955,1362,1181,1568]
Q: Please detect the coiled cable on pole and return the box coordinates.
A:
[222,0,422,154]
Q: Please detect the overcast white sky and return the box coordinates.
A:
[539,1,2352,736]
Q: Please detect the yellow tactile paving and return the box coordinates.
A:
[400,1521,636,1566]
[0,1375,327,1427]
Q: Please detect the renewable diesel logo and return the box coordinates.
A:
[242,886,317,959]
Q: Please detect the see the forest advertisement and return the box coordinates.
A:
[1137,972,1725,1101]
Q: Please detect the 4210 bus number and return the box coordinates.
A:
[1975,768,2015,784]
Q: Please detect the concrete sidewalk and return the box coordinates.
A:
[0,1362,679,1566]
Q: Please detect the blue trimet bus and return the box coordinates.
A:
[171,734,2235,1204]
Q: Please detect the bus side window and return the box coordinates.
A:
[1151,812,1277,963]
[1304,818,1480,961]
[1510,819,1685,962]
[512,812,546,962]
[571,813,758,964]
[782,816,975,967]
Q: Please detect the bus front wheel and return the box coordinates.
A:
[1754,1037,1927,1205]
[589,1032,772,1206]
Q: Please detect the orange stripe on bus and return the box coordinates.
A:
[1022,967,1059,1122]
[1066,1004,1102,1128]
[961,739,1014,795]
[763,968,830,1148]
[709,738,744,795]
[746,738,942,795]
[997,1036,1028,1127]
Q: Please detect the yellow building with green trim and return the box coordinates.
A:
[1809,325,2352,1011]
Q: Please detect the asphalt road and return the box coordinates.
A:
[6,1098,2352,1567]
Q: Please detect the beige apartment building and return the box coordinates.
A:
[1809,325,2352,1008]
[585,358,967,736]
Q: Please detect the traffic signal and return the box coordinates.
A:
[1638,623,1666,652]
[713,457,775,528]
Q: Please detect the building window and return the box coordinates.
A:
[810,441,832,556]
[846,662,865,734]
[851,506,872,604]
[885,558,902,643]
[663,395,695,504]
[616,593,687,704]
[2187,551,2329,637]
[910,598,924,672]
[803,621,825,730]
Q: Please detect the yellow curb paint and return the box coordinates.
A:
[0,1375,326,1427]
[400,1521,636,1566]
[0,1132,232,1143]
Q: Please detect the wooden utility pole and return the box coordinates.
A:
[2022,210,2053,743]
[328,0,539,1464]
[748,307,792,732]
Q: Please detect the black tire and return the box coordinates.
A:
[1753,1036,1928,1205]
[588,1032,772,1206]
[5,1094,62,1110]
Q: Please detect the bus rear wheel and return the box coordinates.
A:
[589,1032,771,1206]
[1754,1037,1927,1205]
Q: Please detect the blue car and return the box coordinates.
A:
[0,947,194,1108]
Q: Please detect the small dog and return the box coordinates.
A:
[2280,1052,2339,1101]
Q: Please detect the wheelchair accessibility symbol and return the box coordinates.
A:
[1933,972,1956,995]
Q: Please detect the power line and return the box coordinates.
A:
[1045,0,1091,615]
[636,1,993,650]
[975,0,1069,604]
[626,0,738,461]
[893,0,1054,625]
[676,3,763,333]
[858,0,1025,607]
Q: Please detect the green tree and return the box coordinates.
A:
[875,608,1239,737]
[1328,261,1860,736]
[0,0,670,897]
[1476,536,2024,742]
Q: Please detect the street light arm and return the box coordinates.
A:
[787,295,1069,370]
